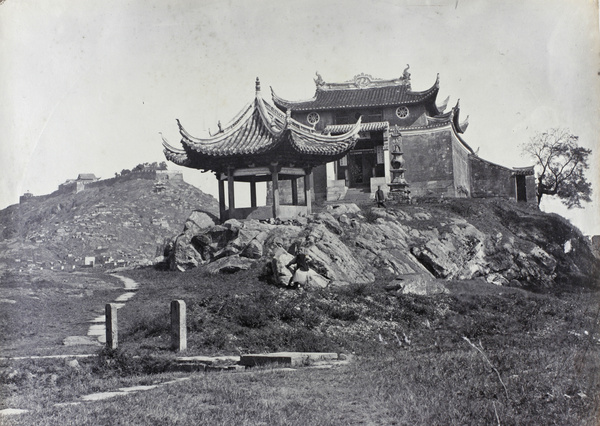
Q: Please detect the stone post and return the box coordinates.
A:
[170,300,187,352]
[105,303,118,350]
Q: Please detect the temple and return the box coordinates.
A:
[162,78,361,221]
[271,68,535,204]
[163,69,536,221]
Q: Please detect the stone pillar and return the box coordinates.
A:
[383,128,391,184]
[227,168,235,218]
[105,303,118,350]
[304,169,313,215]
[250,179,257,208]
[271,165,280,218]
[326,161,335,181]
[170,300,187,352]
[218,178,226,222]
[291,178,298,206]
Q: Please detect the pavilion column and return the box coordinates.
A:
[304,168,313,215]
[250,178,257,208]
[291,178,298,206]
[271,164,280,219]
[227,167,235,219]
[218,177,226,222]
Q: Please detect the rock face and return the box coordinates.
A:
[165,199,599,289]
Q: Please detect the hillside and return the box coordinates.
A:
[0,176,218,271]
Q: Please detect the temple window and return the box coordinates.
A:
[396,106,409,119]
[307,112,320,125]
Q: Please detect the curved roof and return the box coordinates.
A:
[162,79,361,173]
[271,72,440,112]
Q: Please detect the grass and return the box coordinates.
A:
[1,247,599,423]
[0,270,125,356]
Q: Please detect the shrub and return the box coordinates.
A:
[235,305,268,328]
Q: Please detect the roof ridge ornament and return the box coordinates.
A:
[314,71,325,87]
[255,77,261,93]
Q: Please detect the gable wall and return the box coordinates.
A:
[402,128,455,197]
[470,156,515,199]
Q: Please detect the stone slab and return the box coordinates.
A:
[239,352,338,367]
[176,356,239,364]
[0,409,29,416]
[81,391,129,401]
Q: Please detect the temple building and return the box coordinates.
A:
[162,68,536,221]
[271,67,535,204]
[162,78,361,221]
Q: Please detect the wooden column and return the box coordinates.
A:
[227,168,235,218]
[250,178,257,208]
[291,178,298,206]
[304,169,313,215]
[271,164,280,219]
[218,178,226,222]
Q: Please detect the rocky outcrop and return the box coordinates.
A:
[165,199,599,289]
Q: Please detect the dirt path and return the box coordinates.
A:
[86,274,139,344]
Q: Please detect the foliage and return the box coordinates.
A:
[522,128,592,208]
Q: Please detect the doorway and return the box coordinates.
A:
[516,175,527,202]
[348,151,376,187]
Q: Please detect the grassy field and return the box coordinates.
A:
[1,267,599,425]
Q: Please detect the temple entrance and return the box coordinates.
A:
[516,175,527,202]
[348,150,376,187]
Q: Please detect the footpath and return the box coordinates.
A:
[0,274,351,418]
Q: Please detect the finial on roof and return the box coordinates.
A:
[314,71,325,87]
[255,77,261,92]
[435,73,440,87]
[218,121,223,133]
[402,64,411,81]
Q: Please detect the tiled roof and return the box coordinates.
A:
[271,74,439,112]
[77,174,98,180]
[512,166,535,176]
[162,81,361,173]
[323,121,390,134]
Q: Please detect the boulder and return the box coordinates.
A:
[204,255,254,274]
[183,210,216,235]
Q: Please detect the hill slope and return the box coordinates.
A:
[0,176,218,270]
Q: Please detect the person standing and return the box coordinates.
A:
[375,185,386,208]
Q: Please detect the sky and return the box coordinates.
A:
[1,0,599,234]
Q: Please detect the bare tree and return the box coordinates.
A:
[522,129,592,208]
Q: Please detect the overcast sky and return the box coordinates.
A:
[1,0,599,234]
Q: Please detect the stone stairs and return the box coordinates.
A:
[340,187,373,204]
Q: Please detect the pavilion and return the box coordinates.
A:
[162,78,362,221]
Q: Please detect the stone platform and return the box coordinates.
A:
[239,352,338,367]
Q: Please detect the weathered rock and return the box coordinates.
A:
[204,255,254,274]
[183,210,217,235]
[312,212,343,235]
[326,203,360,216]
[391,274,449,296]
[166,199,597,289]
[269,248,294,285]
